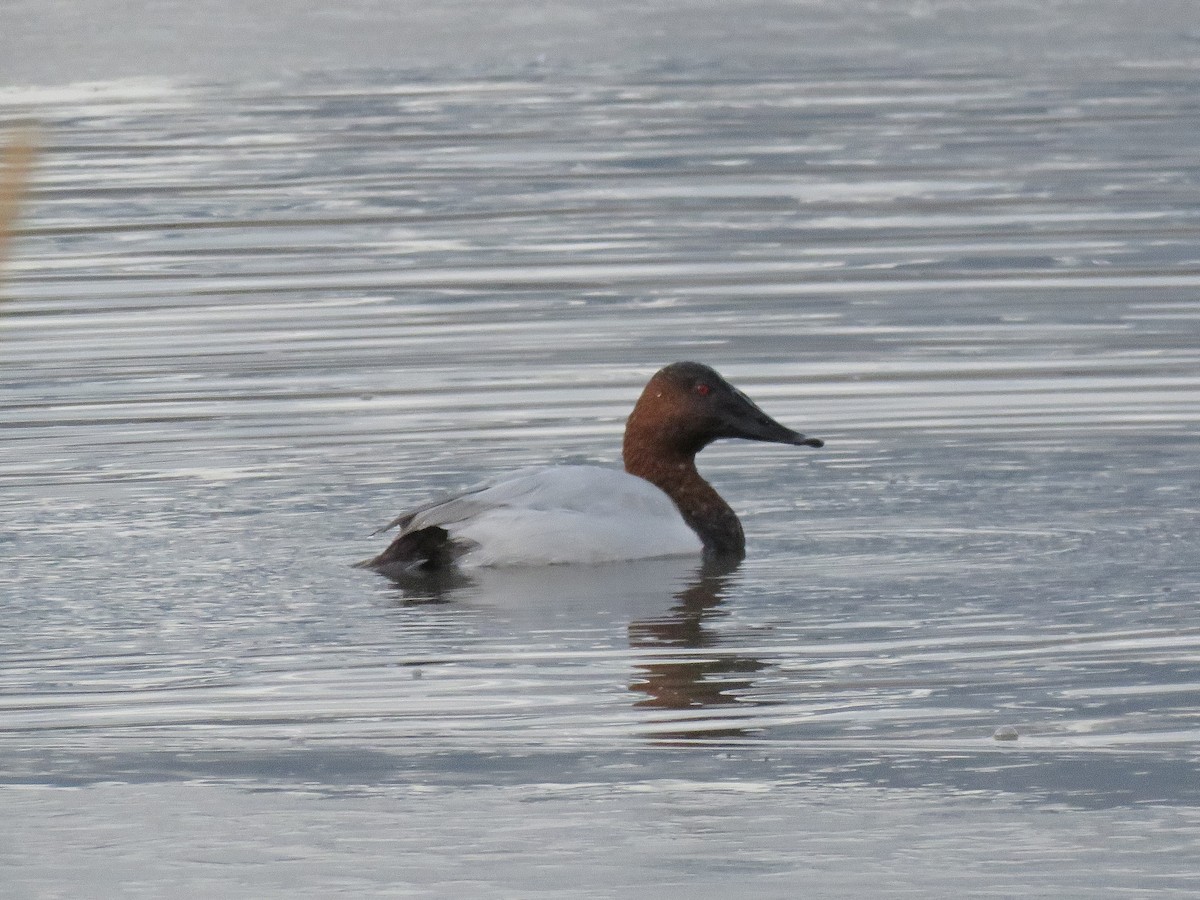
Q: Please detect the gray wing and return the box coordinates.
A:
[371,486,490,536]
[370,466,551,536]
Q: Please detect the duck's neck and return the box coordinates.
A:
[623,441,746,560]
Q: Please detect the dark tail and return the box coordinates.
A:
[357,525,456,574]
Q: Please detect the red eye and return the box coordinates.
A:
[695,383,711,396]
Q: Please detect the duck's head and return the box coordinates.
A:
[625,361,823,459]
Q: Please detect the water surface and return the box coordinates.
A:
[2,57,1200,898]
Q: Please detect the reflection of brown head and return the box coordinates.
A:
[628,560,765,720]
[1,126,39,279]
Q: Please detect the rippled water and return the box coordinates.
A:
[3,61,1200,896]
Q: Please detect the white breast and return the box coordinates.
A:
[404,465,703,567]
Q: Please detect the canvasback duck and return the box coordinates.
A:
[363,362,822,574]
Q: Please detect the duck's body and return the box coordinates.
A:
[372,465,702,570]
[363,362,821,575]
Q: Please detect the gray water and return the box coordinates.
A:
[3,9,1200,897]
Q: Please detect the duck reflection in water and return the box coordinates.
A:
[376,556,768,732]
[626,559,768,739]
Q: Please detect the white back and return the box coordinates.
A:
[403,465,703,567]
